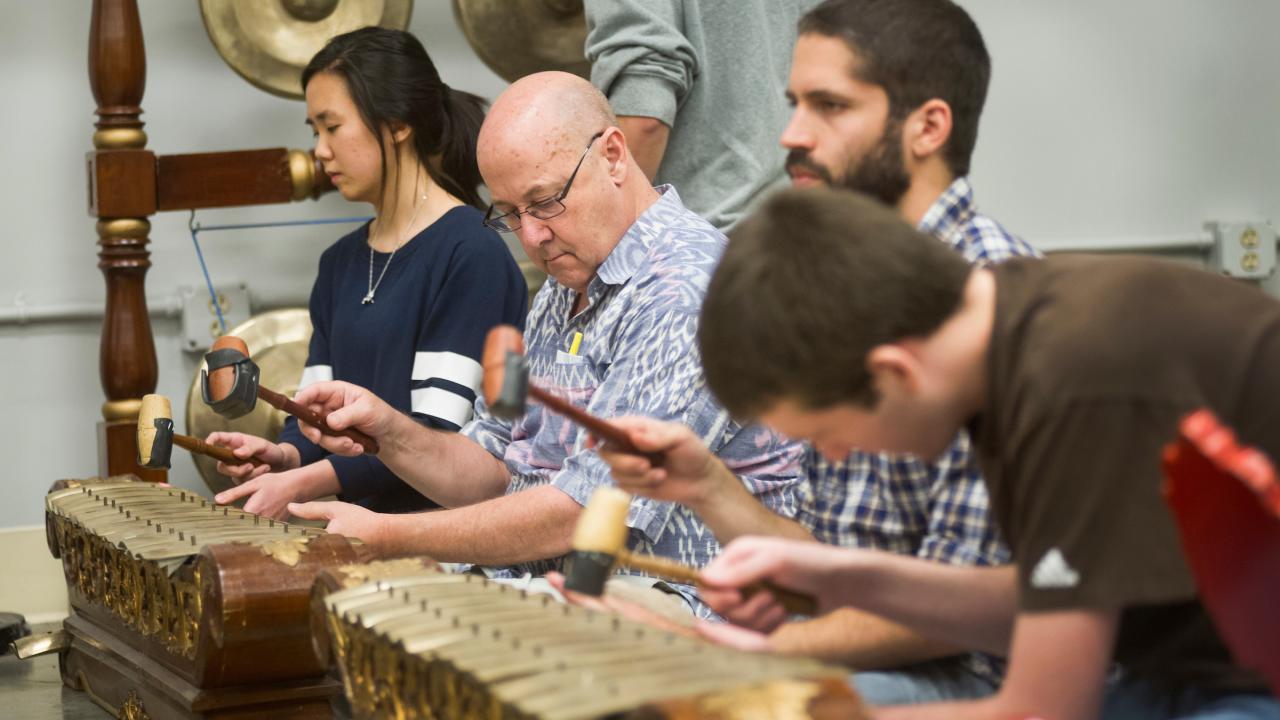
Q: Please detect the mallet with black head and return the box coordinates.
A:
[137,393,268,470]
[481,325,661,464]
[201,335,380,454]
[563,487,818,615]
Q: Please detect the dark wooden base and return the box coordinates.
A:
[58,615,338,719]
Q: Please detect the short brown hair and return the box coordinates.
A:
[799,0,991,177]
[700,188,972,418]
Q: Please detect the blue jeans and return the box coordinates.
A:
[1102,679,1280,719]
[856,663,1279,717]
[852,659,997,706]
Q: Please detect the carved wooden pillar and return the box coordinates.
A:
[88,0,163,481]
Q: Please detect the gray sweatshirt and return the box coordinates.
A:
[585,0,819,230]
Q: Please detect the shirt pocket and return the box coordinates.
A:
[554,350,586,366]
[545,351,601,408]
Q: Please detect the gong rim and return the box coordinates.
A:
[199,0,415,100]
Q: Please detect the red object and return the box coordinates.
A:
[1162,409,1280,694]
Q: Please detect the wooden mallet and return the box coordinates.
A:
[201,335,380,454]
[564,487,818,615]
[481,325,660,463]
[137,393,266,470]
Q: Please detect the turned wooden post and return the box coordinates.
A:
[88,0,164,482]
[84,1,335,483]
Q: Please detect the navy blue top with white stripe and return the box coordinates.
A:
[277,205,528,512]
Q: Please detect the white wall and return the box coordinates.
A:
[967,0,1280,256]
[0,0,1278,530]
[0,0,508,530]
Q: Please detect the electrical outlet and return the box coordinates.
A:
[1207,221,1276,280]
[179,282,251,352]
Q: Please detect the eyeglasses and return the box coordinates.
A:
[483,131,606,233]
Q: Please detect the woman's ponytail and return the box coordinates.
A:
[423,85,488,209]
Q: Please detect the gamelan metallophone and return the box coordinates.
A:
[314,561,868,720]
[44,476,372,719]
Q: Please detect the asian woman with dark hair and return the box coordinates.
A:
[210,27,527,518]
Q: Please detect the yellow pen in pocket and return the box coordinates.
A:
[568,331,583,356]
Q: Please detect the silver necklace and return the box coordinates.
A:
[363,194,426,305]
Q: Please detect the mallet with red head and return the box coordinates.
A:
[201,335,380,454]
[481,325,659,462]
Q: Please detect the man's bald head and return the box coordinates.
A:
[478,71,617,170]
[477,71,658,297]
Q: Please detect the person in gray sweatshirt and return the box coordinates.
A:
[584,0,820,231]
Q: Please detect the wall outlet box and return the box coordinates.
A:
[179,282,250,352]
[1207,221,1276,280]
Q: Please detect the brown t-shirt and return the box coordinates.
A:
[975,255,1280,690]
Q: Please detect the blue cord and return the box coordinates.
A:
[192,216,373,233]
[186,211,373,335]
[188,211,228,334]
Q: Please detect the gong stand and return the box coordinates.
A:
[88,0,333,483]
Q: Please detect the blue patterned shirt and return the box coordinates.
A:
[463,186,804,614]
[797,178,1038,683]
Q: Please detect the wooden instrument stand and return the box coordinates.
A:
[88,0,333,483]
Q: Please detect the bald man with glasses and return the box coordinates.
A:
[482,129,604,235]
[288,72,802,616]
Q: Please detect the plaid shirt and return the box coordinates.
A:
[797,178,1039,684]
[463,186,804,617]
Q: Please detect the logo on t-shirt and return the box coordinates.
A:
[1030,547,1080,589]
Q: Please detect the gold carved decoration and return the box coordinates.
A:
[46,480,321,659]
[335,558,435,589]
[253,535,313,567]
[697,680,823,719]
[75,671,150,720]
[318,567,848,720]
[49,514,205,660]
[119,690,151,720]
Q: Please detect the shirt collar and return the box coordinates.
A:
[595,185,682,287]
[917,176,976,239]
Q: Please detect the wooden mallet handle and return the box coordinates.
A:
[256,385,381,455]
[616,550,703,584]
[139,393,269,470]
[573,488,819,615]
[171,433,264,468]
[745,580,819,617]
[527,386,659,461]
[618,549,818,616]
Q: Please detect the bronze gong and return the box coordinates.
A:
[186,308,312,494]
[200,0,414,99]
[452,0,589,82]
